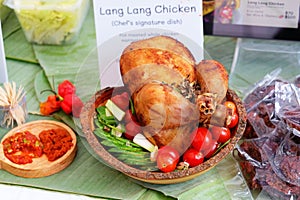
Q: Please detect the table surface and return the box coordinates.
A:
[2,5,299,200]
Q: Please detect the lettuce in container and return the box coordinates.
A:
[4,0,90,45]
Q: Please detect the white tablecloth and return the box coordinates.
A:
[0,184,99,200]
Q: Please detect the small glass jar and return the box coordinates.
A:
[0,95,28,128]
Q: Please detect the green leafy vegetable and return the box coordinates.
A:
[94,105,157,171]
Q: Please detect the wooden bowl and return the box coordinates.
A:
[80,87,247,184]
[0,120,77,178]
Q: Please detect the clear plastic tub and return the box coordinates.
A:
[4,0,90,45]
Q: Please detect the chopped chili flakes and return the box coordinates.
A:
[39,128,74,161]
[2,131,43,164]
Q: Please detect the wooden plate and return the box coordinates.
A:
[80,87,247,184]
[0,120,77,178]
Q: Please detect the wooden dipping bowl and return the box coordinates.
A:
[80,87,247,184]
[0,120,77,178]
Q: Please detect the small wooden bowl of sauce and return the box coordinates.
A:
[0,120,77,178]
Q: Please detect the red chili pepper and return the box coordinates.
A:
[40,95,61,116]
[58,80,76,98]
[60,94,84,118]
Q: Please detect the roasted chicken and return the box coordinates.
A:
[119,36,229,153]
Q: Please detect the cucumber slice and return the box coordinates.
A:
[105,99,125,121]
[133,133,156,152]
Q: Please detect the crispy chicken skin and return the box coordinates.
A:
[195,60,228,103]
[120,48,196,94]
[122,35,196,64]
[133,82,199,129]
[133,82,199,153]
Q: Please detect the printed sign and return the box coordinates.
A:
[0,22,8,83]
[227,0,300,28]
[93,0,204,88]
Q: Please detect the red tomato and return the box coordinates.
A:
[157,146,180,173]
[228,112,239,128]
[224,101,237,114]
[183,148,204,167]
[124,121,141,140]
[124,109,138,123]
[190,127,213,154]
[111,92,129,110]
[211,126,231,143]
[205,141,218,159]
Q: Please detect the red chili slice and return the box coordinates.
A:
[2,131,43,164]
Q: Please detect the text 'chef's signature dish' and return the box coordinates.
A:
[81,35,246,183]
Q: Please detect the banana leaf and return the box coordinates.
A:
[204,36,236,71]
[1,12,20,38]
[136,155,252,200]
[0,4,253,200]
[3,29,38,63]
[5,59,41,113]
[229,38,300,98]
[2,12,37,64]
[32,8,100,102]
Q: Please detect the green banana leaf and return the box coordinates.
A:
[229,38,300,98]
[1,12,19,38]
[32,8,100,100]
[204,36,236,72]
[2,12,37,64]
[5,59,41,113]
[4,29,37,63]
[136,155,251,200]
[0,4,253,200]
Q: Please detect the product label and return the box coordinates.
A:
[93,0,203,88]
[236,0,299,28]
[0,22,8,83]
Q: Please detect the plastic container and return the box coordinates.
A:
[4,0,90,45]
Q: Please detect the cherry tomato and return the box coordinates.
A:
[183,148,204,167]
[228,112,239,128]
[205,141,218,159]
[210,126,231,143]
[190,127,213,154]
[224,101,237,114]
[124,121,141,140]
[111,92,129,110]
[157,146,180,173]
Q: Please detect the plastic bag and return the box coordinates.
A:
[235,70,300,200]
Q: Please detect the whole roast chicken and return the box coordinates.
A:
[119,35,229,153]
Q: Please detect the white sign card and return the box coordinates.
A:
[234,0,300,28]
[0,22,8,84]
[93,0,204,89]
